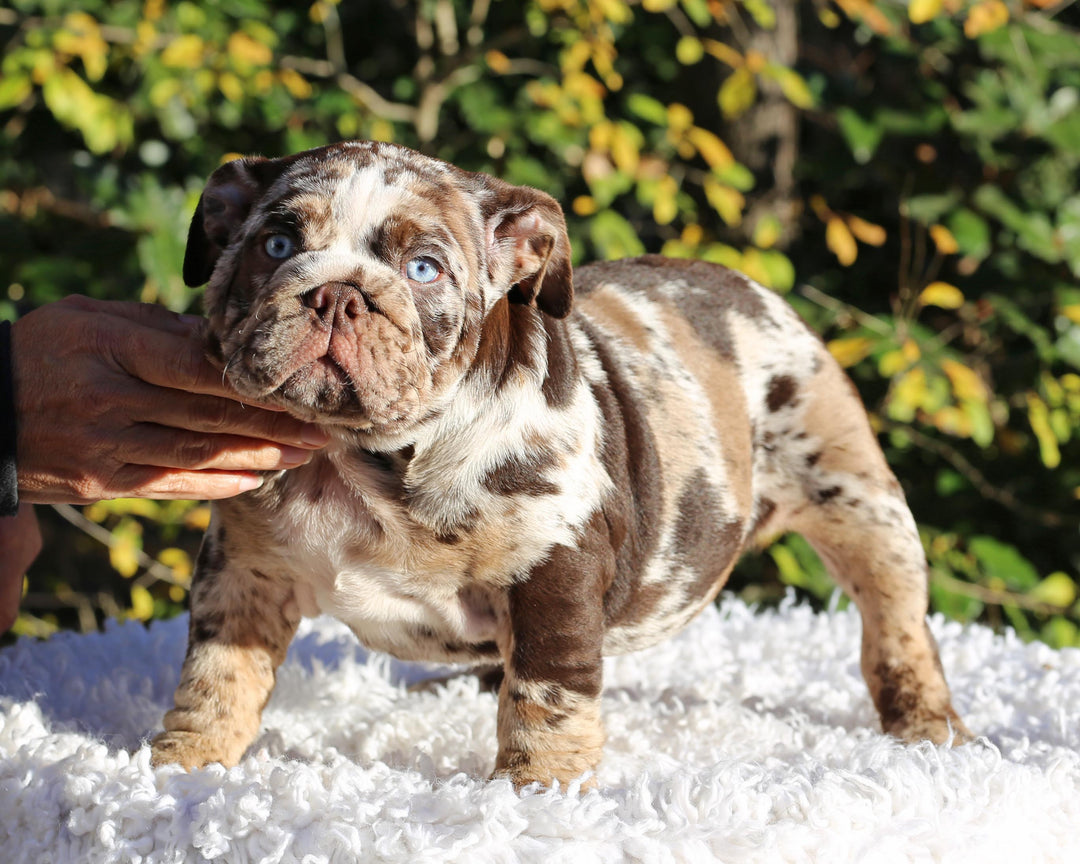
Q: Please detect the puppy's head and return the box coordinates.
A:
[184,141,572,433]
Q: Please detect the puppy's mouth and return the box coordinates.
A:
[220,281,428,428]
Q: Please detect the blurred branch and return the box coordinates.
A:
[878,421,1077,530]
[798,283,893,335]
[1,187,112,229]
[931,569,1070,618]
[50,504,184,587]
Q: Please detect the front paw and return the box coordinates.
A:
[885,705,973,747]
[150,730,243,770]
[492,749,601,790]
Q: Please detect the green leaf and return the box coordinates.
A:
[974,185,1061,263]
[626,92,668,126]
[1040,617,1080,650]
[969,536,1040,591]
[711,161,755,192]
[742,0,777,29]
[1029,573,1077,609]
[946,208,991,259]
[836,108,884,164]
[0,73,31,111]
[756,249,796,293]
[906,191,963,225]
[588,210,645,260]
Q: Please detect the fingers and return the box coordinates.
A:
[139,389,330,448]
[82,299,275,408]
[116,424,319,473]
[58,295,203,339]
[0,505,42,633]
[106,465,267,501]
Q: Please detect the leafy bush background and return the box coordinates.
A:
[1,0,1077,646]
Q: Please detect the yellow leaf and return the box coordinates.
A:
[752,214,783,250]
[572,195,597,216]
[676,36,704,65]
[219,72,245,104]
[486,50,511,74]
[931,405,973,438]
[919,281,965,309]
[184,505,212,532]
[666,103,694,134]
[609,124,640,174]
[744,50,766,74]
[1027,392,1061,468]
[964,0,1009,38]
[158,547,193,582]
[929,224,959,255]
[1029,573,1077,609]
[826,217,857,266]
[682,223,704,246]
[909,0,943,24]
[739,248,769,287]
[279,67,312,99]
[941,359,988,402]
[704,178,744,227]
[718,67,756,119]
[642,0,677,9]
[686,127,734,170]
[846,215,886,246]
[703,39,743,68]
[161,34,204,69]
[892,366,929,418]
[254,69,275,95]
[902,339,921,365]
[827,337,873,368]
[228,32,272,68]
[109,529,141,579]
[130,585,155,622]
[770,66,815,109]
[879,340,921,376]
[1061,304,1080,325]
[653,175,679,225]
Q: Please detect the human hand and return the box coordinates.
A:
[0,504,41,633]
[10,296,331,504]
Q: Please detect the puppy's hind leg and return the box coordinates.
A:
[774,359,971,745]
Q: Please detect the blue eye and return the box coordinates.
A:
[405,256,441,284]
[264,234,295,259]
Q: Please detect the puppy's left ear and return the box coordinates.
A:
[482,181,574,319]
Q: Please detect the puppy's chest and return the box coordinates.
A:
[235,452,551,658]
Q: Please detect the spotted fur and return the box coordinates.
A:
[152,142,970,786]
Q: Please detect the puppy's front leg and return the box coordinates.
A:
[151,527,300,770]
[494,540,607,789]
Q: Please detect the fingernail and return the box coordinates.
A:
[300,425,331,447]
[279,445,313,467]
[238,474,265,492]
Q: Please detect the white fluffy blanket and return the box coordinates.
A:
[2,595,1079,863]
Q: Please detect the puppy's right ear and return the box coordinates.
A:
[183,157,271,287]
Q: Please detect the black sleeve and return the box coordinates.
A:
[0,320,18,517]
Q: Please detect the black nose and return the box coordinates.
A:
[303,282,364,324]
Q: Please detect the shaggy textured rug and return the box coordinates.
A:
[1,595,1079,863]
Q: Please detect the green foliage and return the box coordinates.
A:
[1,0,1077,645]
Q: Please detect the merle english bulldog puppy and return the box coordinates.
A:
[151,140,971,787]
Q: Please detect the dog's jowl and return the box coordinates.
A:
[151,141,970,786]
